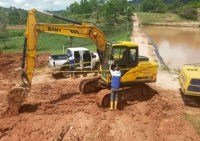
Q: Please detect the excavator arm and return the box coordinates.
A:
[21,9,106,89]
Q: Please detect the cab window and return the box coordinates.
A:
[112,48,126,64]
[112,48,137,65]
[129,48,136,63]
[114,48,126,61]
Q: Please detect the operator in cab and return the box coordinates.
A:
[109,63,121,111]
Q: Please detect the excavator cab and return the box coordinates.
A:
[95,41,156,107]
[100,42,139,84]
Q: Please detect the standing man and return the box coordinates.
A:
[68,53,75,79]
[109,64,121,110]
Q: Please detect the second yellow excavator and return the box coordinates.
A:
[7,9,157,111]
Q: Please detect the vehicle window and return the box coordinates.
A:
[91,54,96,58]
[188,85,200,92]
[83,51,91,60]
[74,51,80,63]
[113,48,126,63]
[83,51,91,66]
[190,79,200,86]
[129,49,136,63]
[58,56,68,59]
[74,51,80,58]
[66,49,71,56]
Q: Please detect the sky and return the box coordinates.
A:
[0,0,81,11]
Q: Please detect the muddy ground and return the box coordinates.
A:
[1,15,200,140]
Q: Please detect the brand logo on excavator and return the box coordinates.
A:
[48,27,61,32]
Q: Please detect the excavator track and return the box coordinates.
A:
[79,77,102,94]
[96,84,150,108]
[96,89,111,108]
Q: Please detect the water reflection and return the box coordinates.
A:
[142,26,200,70]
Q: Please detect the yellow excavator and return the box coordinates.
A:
[7,9,157,111]
[179,64,200,96]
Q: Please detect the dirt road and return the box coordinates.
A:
[0,15,200,140]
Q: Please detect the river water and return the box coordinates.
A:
[142,26,200,70]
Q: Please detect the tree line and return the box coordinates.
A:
[1,0,199,26]
[0,0,200,48]
[140,0,200,20]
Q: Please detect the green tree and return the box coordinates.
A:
[18,9,28,24]
[141,0,166,13]
[0,24,9,49]
[118,0,130,15]
[80,0,92,14]
[103,0,119,25]
[88,0,106,23]
[67,2,81,14]
[127,5,135,21]
[0,9,9,49]
[179,6,198,20]
[187,0,200,8]
[103,0,134,25]
[168,0,183,13]
[8,8,20,25]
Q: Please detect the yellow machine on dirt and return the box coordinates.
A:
[8,9,157,109]
[179,64,200,96]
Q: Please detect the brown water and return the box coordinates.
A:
[142,26,200,70]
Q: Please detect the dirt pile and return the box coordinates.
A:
[0,52,50,117]
[0,52,50,80]
[0,52,21,80]
[2,87,27,118]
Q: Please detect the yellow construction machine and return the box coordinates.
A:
[7,9,157,110]
[179,63,200,96]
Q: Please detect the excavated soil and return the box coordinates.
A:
[0,15,200,140]
[0,52,200,141]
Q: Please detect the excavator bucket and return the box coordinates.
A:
[3,87,27,117]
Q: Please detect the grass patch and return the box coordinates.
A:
[0,22,132,54]
[137,12,200,24]
[173,68,181,74]
[161,65,171,72]
[185,114,200,134]
[8,29,25,37]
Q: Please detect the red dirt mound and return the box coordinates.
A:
[0,52,50,80]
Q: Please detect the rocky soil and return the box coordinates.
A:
[0,14,200,141]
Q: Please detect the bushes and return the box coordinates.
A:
[179,7,198,20]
